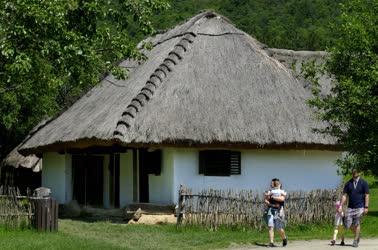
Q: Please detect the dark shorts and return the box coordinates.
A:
[345,208,364,228]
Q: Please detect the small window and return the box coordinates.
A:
[145,150,162,175]
[199,150,241,176]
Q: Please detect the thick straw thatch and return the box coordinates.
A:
[267,48,332,95]
[20,11,337,154]
[2,145,41,172]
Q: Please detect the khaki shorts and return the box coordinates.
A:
[345,208,364,228]
[265,208,285,229]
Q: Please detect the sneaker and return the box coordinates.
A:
[352,240,359,248]
[283,237,288,247]
[330,240,336,246]
[282,237,288,247]
[268,242,277,247]
[340,240,345,246]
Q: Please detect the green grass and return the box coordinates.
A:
[0,187,377,249]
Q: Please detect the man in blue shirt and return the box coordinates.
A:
[339,169,369,248]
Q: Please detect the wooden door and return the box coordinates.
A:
[72,155,104,206]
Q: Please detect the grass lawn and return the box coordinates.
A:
[0,186,377,249]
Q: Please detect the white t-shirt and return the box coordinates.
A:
[267,188,287,198]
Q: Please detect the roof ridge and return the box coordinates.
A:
[138,11,209,49]
[113,32,197,140]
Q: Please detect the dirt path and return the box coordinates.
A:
[227,239,378,250]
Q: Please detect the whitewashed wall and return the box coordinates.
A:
[169,149,342,204]
[42,152,72,204]
[120,152,134,207]
[148,149,175,204]
[43,148,341,206]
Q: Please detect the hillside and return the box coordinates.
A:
[151,0,345,51]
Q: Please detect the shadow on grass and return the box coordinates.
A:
[60,215,128,224]
[367,211,378,217]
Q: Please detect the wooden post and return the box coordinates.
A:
[31,198,58,232]
[176,185,184,226]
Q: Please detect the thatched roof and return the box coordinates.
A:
[2,145,41,172]
[266,48,332,95]
[20,11,337,154]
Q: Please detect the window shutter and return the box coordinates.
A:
[229,151,241,175]
[199,150,241,176]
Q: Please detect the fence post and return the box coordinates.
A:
[31,197,58,232]
[176,185,184,226]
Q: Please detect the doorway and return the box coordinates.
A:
[109,153,120,208]
[72,155,104,206]
[138,149,149,203]
[138,149,162,203]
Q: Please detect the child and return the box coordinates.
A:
[264,178,287,247]
[331,200,345,246]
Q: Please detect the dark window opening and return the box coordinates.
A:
[145,150,162,175]
[199,150,241,176]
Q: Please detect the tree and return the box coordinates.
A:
[0,0,169,157]
[152,0,345,50]
[309,0,378,176]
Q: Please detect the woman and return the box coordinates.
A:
[264,178,288,247]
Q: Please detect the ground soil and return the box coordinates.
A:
[228,239,378,249]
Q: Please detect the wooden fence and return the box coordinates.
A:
[176,186,340,229]
[0,195,33,229]
[0,187,58,231]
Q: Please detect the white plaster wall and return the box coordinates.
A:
[42,152,71,204]
[172,149,342,203]
[148,149,174,204]
[120,152,133,207]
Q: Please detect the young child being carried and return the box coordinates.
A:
[331,200,345,246]
[266,181,286,210]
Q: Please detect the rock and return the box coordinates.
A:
[136,214,176,225]
[133,208,143,221]
[128,219,136,224]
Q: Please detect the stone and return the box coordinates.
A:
[133,208,143,221]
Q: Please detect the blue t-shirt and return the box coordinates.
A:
[343,178,369,209]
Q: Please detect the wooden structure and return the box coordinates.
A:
[31,198,58,231]
[17,11,341,207]
[0,192,58,231]
[176,186,340,229]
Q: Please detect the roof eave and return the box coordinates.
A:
[19,138,341,155]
